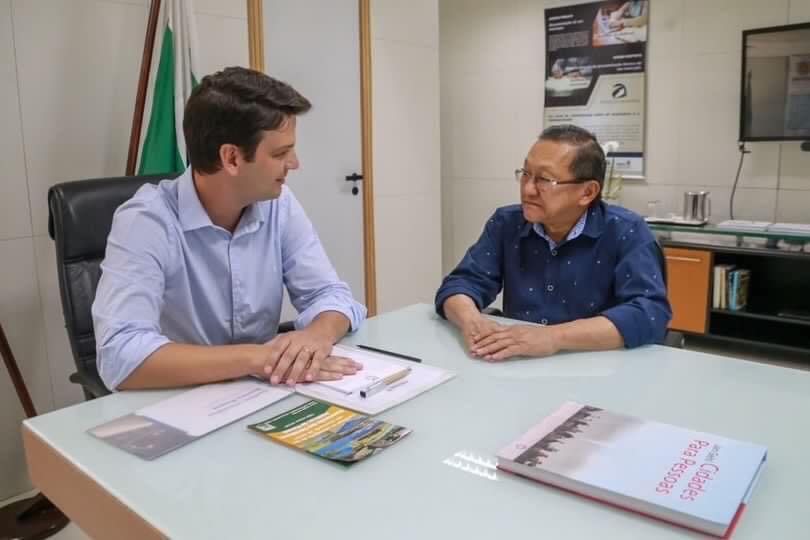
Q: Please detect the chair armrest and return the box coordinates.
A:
[68,369,111,399]
[277,321,295,334]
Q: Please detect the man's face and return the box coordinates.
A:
[239,116,300,202]
[520,140,590,224]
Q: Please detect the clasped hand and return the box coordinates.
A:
[257,329,362,385]
[463,317,558,362]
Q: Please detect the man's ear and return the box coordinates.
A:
[579,180,601,206]
[218,144,242,175]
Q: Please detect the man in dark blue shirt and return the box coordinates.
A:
[435,125,671,361]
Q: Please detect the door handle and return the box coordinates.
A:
[345,173,363,196]
[665,256,702,263]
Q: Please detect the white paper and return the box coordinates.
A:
[311,344,408,395]
[138,379,292,436]
[297,345,455,415]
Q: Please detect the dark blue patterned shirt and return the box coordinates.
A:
[435,202,672,348]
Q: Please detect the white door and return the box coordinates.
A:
[262,0,366,321]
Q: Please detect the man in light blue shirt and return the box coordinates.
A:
[92,67,366,391]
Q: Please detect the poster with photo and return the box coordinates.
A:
[544,0,649,178]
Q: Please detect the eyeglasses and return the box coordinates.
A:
[514,168,592,190]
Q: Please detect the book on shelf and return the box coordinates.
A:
[727,269,751,312]
[497,402,767,538]
[248,399,411,464]
[713,264,735,309]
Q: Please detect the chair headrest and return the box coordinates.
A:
[47,174,174,260]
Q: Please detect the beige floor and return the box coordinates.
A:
[2,340,807,540]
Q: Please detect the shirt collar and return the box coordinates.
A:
[581,201,605,239]
[178,168,213,232]
[177,168,265,233]
[520,201,606,244]
[533,210,588,249]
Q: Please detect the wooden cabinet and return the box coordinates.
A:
[664,247,713,334]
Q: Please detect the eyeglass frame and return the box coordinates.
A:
[514,167,596,190]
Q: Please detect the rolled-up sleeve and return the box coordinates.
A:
[435,211,504,318]
[92,199,174,390]
[600,226,672,348]
[281,191,366,331]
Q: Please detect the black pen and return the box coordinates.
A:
[356,344,422,363]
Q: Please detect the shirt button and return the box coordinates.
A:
[551,250,558,256]
[547,284,554,292]
[540,318,548,325]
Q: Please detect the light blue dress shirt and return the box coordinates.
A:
[92,169,367,390]
[533,210,588,250]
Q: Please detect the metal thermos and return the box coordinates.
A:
[683,191,711,222]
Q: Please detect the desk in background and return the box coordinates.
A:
[23,304,810,539]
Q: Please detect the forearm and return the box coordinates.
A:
[442,294,482,330]
[548,316,624,352]
[118,343,261,390]
[303,310,351,343]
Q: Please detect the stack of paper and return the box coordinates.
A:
[297,344,455,415]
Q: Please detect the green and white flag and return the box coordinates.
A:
[137,0,200,175]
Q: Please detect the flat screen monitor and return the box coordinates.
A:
[740,22,810,141]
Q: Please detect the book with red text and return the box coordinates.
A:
[496,402,767,538]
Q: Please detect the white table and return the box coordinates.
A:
[23,304,810,539]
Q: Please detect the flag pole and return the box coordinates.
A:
[126,0,163,175]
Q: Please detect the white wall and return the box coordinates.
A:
[371,0,443,313]
[0,0,247,501]
[440,0,810,271]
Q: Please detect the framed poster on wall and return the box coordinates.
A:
[544,0,649,178]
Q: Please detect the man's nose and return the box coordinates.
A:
[287,149,300,170]
[522,179,540,196]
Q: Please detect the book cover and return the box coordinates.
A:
[248,400,411,463]
[497,402,767,538]
[727,270,735,311]
[729,270,750,311]
[714,264,735,310]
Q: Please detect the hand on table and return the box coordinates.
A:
[460,316,503,357]
[470,324,558,362]
[259,330,362,385]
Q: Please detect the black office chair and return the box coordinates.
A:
[481,240,685,348]
[48,174,298,400]
[654,241,686,348]
[48,175,170,399]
